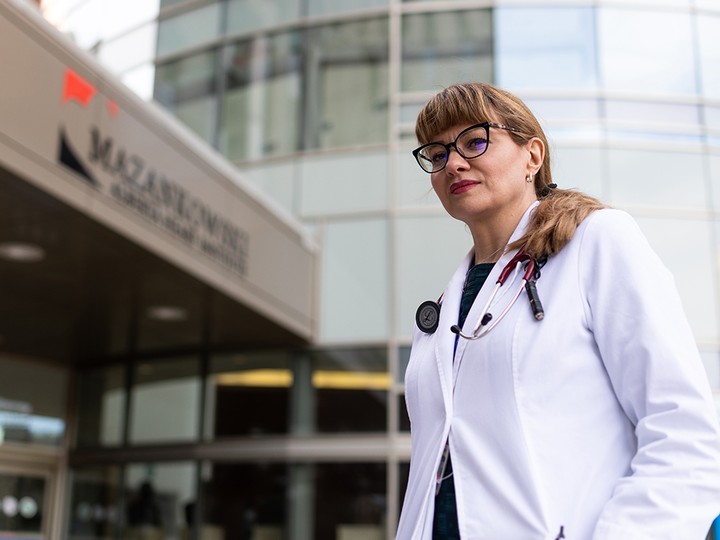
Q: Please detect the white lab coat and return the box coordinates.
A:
[397,203,720,540]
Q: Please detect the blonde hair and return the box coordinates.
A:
[416,82,606,258]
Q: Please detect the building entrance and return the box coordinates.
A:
[0,462,56,540]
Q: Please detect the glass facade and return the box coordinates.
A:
[39,0,720,538]
[0,356,67,446]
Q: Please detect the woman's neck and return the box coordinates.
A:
[467,200,536,264]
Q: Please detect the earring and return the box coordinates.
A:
[525,174,533,184]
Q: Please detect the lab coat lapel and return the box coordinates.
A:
[453,201,540,368]
[434,249,474,412]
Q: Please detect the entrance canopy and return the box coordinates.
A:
[0,0,317,363]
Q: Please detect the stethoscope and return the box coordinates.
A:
[415,247,546,338]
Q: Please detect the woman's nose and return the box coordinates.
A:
[445,146,469,172]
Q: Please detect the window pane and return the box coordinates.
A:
[67,467,121,540]
[552,146,604,199]
[314,462,386,538]
[523,98,600,123]
[710,155,720,212]
[398,394,410,432]
[237,160,298,213]
[227,0,301,33]
[321,219,388,341]
[124,462,196,539]
[304,18,389,150]
[599,9,696,96]
[207,351,291,438]
[156,2,222,56]
[199,462,386,540]
[0,357,67,446]
[75,365,125,448]
[129,358,200,444]
[605,100,700,126]
[402,10,492,92]
[219,32,302,161]
[306,347,388,433]
[635,217,719,345]
[308,0,388,17]
[155,50,218,145]
[495,7,597,91]
[395,215,471,338]
[299,150,388,216]
[698,14,720,99]
[397,145,441,208]
[606,149,707,210]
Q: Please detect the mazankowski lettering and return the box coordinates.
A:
[57,68,249,276]
[87,126,249,276]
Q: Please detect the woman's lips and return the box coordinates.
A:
[450,180,478,194]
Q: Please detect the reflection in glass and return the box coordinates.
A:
[306,348,388,433]
[129,358,200,444]
[495,7,597,90]
[67,467,120,540]
[75,365,125,447]
[156,1,222,56]
[124,462,196,540]
[599,9,696,96]
[198,462,386,540]
[0,357,67,446]
[219,32,302,161]
[402,10,492,92]
[200,462,287,539]
[155,50,219,145]
[207,352,292,438]
[314,462,386,539]
[303,18,389,150]
[307,0,388,17]
[227,0,300,34]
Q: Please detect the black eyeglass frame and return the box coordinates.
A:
[412,122,524,174]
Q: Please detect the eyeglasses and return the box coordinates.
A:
[412,122,523,174]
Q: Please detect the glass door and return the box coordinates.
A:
[0,468,50,540]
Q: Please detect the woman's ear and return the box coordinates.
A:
[526,137,545,173]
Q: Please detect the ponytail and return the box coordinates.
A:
[508,189,607,259]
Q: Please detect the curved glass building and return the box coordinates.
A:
[16,0,720,538]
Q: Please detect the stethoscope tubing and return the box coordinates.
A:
[451,248,541,340]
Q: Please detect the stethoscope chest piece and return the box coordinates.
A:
[416,300,440,334]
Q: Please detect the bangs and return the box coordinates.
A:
[415,84,498,144]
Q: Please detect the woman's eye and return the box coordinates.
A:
[464,138,488,153]
[429,150,447,163]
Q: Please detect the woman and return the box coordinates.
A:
[397,82,720,540]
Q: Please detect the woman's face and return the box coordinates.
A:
[428,122,542,229]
